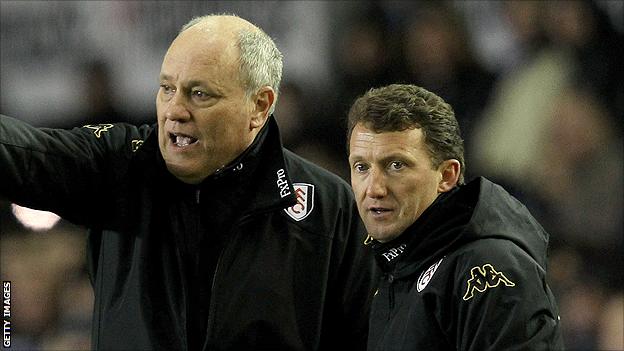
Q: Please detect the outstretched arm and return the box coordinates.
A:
[0,114,150,227]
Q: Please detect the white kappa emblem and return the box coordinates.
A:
[417,257,444,292]
[284,183,315,221]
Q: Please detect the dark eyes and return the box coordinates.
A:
[160,84,174,94]
[353,161,405,173]
[354,163,369,173]
[191,90,210,99]
[389,161,405,170]
[159,84,212,101]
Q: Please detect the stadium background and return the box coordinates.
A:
[0,1,622,350]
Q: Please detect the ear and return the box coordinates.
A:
[437,159,461,193]
[250,86,275,129]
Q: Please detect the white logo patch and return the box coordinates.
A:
[417,257,444,292]
[284,183,315,221]
[276,168,291,198]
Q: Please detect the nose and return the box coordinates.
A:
[164,93,191,122]
[366,169,387,199]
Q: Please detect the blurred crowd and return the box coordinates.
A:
[1,1,622,350]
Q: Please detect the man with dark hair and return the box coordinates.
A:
[0,14,378,350]
[347,84,564,350]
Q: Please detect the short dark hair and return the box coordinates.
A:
[347,84,465,184]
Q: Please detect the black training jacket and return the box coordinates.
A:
[0,114,379,350]
[368,177,565,351]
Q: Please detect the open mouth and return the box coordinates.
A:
[169,132,198,147]
[370,207,391,215]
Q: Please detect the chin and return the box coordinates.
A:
[177,175,203,185]
[368,228,401,243]
[165,163,201,184]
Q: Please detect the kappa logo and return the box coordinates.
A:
[462,263,515,301]
[417,257,444,292]
[83,124,114,138]
[284,183,315,221]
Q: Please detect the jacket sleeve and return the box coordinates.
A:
[450,239,564,351]
[0,114,150,226]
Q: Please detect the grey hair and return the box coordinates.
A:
[180,14,283,115]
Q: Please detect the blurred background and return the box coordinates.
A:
[0,1,622,350]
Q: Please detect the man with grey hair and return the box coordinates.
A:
[0,14,378,350]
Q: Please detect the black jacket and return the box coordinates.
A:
[0,115,379,350]
[368,177,564,351]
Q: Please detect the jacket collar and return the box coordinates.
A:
[370,183,472,276]
[226,115,297,213]
[136,115,297,213]
[371,176,549,278]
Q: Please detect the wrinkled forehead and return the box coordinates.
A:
[161,28,239,78]
[349,123,427,158]
[170,24,237,56]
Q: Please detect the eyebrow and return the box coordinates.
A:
[158,74,223,93]
[349,152,412,164]
[379,152,410,161]
[348,154,362,163]
[159,73,173,82]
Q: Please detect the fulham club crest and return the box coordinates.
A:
[284,183,315,221]
[417,257,444,292]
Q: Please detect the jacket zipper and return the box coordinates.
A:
[193,187,203,351]
[201,203,291,350]
[201,240,226,350]
[387,273,395,320]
